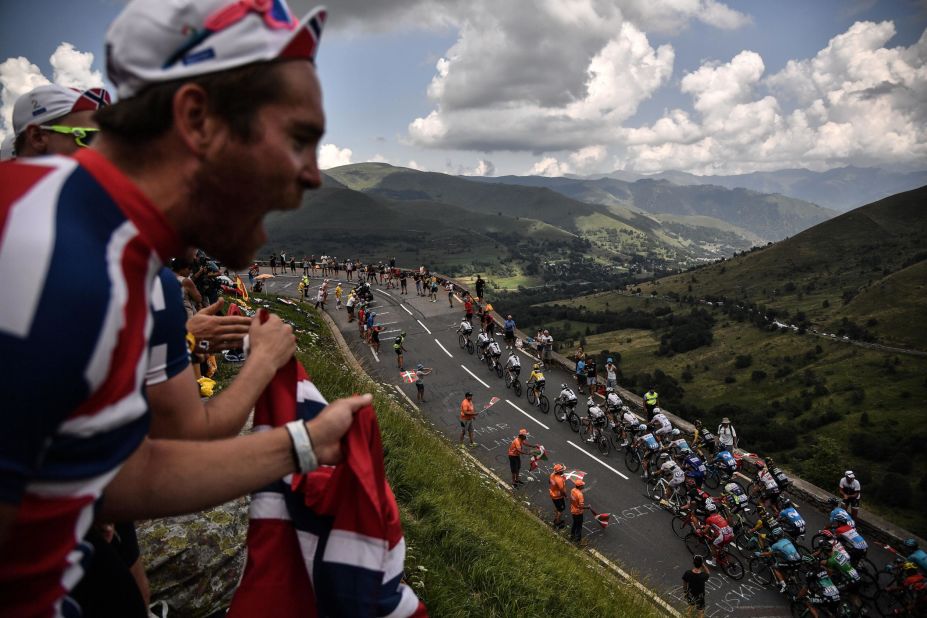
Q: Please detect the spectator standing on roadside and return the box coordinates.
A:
[839,471,861,519]
[682,555,710,617]
[508,429,529,487]
[549,463,567,529]
[346,258,354,281]
[414,273,422,296]
[414,363,432,403]
[542,330,553,365]
[464,296,474,324]
[717,417,738,451]
[605,358,618,389]
[289,256,296,274]
[570,477,589,544]
[503,315,516,348]
[446,281,455,307]
[346,292,356,321]
[399,270,408,295]
[334,283,343,309]
[575,357,587,395]
[644,386,659,419]
[302,256,309,275]
[475,275,485,300]
[585,355,598,393]
[270,253,277,275]
[459,392,477,446]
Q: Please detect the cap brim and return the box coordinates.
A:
[279,6,327,62]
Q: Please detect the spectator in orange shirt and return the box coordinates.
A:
[570,478,590,543]
[460,392,477,447]
[549,463,567,529]
[508,429,529,486]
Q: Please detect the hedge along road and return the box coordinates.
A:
[259,274,892,618]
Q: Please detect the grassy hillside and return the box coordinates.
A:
[637,185,927,350]
[260,296,663,617]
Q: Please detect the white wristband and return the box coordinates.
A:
[285,420,318,473]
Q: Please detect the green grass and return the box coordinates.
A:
[255,296,665,617]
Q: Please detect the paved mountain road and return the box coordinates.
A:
[259,274,892,617]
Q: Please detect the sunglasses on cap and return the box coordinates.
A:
[40,125,99,148]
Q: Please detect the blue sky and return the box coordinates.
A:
[2,0,926,176]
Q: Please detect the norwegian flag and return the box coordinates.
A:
[400,371,418,383]
[529,445,548,471]
[228,358,426,617]
[72,87,111,112]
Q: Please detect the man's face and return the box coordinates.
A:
[189,61,324,269]
[23,109,98,157]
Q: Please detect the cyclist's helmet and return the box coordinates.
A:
[704,501,717,513]
[606,386,614,393]
[826,497,839,508]
[658,453,671,464]
[653,407,662,415]
[778,496,793,510]
[819,529,836,542]
[400,331,406,337]
[685,476,697,487]
[638,423,648,432]
[622,405,631,413]
[904,562,919,575]
[766,457,776,466]
[832,510,852,525]
[533,363,541,370]
[755,460,766,470]
[694,419,703,428]
[490,336,495,342]
[561,383,567,390]
[671,428,681,437]
[903,538,919,551]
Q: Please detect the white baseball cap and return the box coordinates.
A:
[106,0,328,99]
[12,84,112,136]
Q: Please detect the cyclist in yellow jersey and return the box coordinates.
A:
[527,363,546,403]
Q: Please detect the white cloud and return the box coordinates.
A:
[616,21,927,173]
[472,159,496,176]
[318,143,353,169]
[529,156,573,177]
[406,160,426,171]
[0,43,103,143]
[368,153,390,163]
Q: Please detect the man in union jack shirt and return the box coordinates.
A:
[0,2,370,616]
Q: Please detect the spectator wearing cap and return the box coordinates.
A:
[459,392,477,446]
[717,417,738,451]
[414,363,432,403]
[541,330,553,365]
[12,84,111,157]
[605,358,618,389]
[569,477,590,543]
[839,471,861,519]
[0,3,368,616]
[549,463,567,529]
[508,429,530,487]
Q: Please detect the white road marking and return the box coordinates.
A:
[378,329,401,335]
[416,319,432,334]
[283,282,293,288]
[505,400,550,430]
[393,385,419,410]
[376,289,395,299]
[400,305,414,316]
[434,338,453,358]
[461,364,491,389]
[370,347,380,363]
[566,440,629,479]
[377,321,398,326]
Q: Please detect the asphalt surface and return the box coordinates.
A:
[260,273,894,618]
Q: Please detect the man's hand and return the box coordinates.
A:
[307,394,373,465]
[247,310,296,371]
[186,299,251,351]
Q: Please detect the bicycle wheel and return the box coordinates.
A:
[527,388,537,406]
[512,379,521,396]
[554,403,566,423]
[458,334,466,348]
[495,362,503,378]
[649,480,668,502]
[749,557,775,586]
[539,395,550,414]
[857,568,880,602]
[719,549,745,580]
[580,422,594,443]
[567,411,580,433]
[466,339,474,354]
[684,532,708,557]
[625,449,641,473]
[596,434,610,456]
[810,534,829,552]
[672,515,691,539]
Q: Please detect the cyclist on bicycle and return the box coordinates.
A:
[889,562,927,615]
[765,456,791,492]
[753,461,782,512]
[710,449,739,479]
[505,349,521,383]
[650,408,673,444]
[683,477,716,517]
[825,496,855,530]
[833,520,869,566]
[658,452,686,501]
[700,502,735,567]
[487,337,502,365]
[667,429,690,460]
[618,406,638,448]
[527,364,546,404]
[634,424,662,479]
[721,482,750,514]
[458,318,473,337]
[476,330,491,360]
[604,387,622,413]
[691,419,717,455]
[776,497,806,539]
[813,530,864,609]
[903,538,927,574]
[682,450,708,489]
[557,383,578,407]
[585,397,607,442]
[754,528,803,593]
[791,565,843,612]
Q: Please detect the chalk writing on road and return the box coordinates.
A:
[666,575,787,617]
